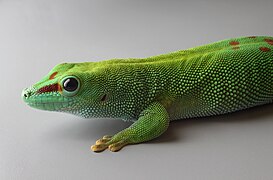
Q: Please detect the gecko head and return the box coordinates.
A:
[21,62,106,117]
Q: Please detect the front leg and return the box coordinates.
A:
[91,102,170,152]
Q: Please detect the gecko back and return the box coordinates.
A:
[167,36,273,120]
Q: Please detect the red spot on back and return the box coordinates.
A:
[265,39,273,45]
[49,72,58,80]
[229,41,239,46]
[248,36,256,38]
[37,83,60,94]
[259,47,271,52]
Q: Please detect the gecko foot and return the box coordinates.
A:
[90,135,128,152]
[90,102,169,153]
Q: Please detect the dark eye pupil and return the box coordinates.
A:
[63,78,78,92]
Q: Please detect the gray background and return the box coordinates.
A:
[1,0,273,179]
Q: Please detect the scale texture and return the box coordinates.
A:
[22,36,273,152]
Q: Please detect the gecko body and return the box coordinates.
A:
[22,36,273,152]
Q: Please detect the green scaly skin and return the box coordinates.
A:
[22,36,273,152]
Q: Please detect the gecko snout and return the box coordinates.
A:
[22,88,29,99]
[21,87,34,100]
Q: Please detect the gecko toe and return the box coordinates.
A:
[95,138,111,145]
[90,144,108,152]
[108,140,128,152]
[103,135,112,139]
[91,135,129,152]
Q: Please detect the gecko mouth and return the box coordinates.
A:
[25,101,72,111]
[22,87,74,111]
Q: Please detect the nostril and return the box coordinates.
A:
[22,89,31,99]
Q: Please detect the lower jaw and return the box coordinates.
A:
[26,102,70,111]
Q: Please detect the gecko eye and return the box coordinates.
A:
[63,78,78,92]
[61,76,80,97]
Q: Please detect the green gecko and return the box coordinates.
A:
[22,36,273,152]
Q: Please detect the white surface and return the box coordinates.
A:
[1,0,273,179]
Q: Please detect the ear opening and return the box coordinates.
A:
[100,94,107,102]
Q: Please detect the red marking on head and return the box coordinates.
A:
[37,83,60,94]
[259,47,271,52]
[57,84,62,92]
[265,39,273,45]
[248,36,256,38]
[49,72,58,80]
[229,41,239,46]
[232,46,240,50]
